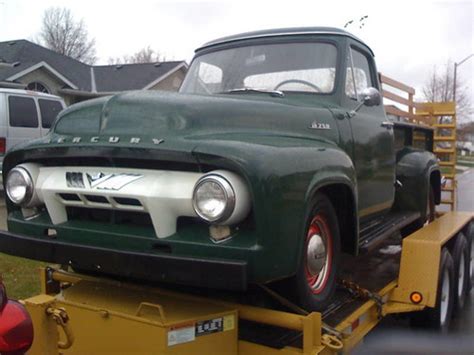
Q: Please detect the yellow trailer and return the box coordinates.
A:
[0,211,472,354]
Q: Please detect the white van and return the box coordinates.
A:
[0,88,66,180]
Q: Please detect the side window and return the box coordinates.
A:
[39,99,63,128]
[8,96,39,128]
[345,47,374,100]
[199,62,223,85]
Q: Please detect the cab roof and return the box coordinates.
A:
[197,27,374,56]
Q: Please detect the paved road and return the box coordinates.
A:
[457,168,474,212]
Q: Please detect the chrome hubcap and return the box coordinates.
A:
[306,233,327,276]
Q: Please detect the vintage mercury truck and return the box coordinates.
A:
[1,27,440,311]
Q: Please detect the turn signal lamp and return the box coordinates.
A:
[410,291,423,304]
[0,280,34,354]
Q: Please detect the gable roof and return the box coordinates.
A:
[93,61,187,92]
[0,39,91,90]
[0,39,186,93]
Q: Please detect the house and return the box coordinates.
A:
[457,122,474,156]
[0,40,187,105]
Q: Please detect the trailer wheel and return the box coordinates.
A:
[463,222,473,292]
[292,193,340,311]
[452,233,469,315]
[410,247,454,332]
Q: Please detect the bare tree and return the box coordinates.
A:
[422,60,472,123]
[108,46,164,65]
[38,7,96,64]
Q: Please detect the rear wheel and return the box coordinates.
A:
[410,247,454,332]
[292,193,341,311]
[452,233,469,315]
[401,184,435,237]
[425,185,436,225]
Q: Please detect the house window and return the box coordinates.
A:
[27,81,50,94]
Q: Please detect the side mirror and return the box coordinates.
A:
[348,87,382,117]
[360,87,382,107]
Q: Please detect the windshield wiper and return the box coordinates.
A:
[220,88,285,98]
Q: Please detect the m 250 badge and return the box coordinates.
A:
[309,122,331,130]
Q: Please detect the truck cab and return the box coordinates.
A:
[181,27,396,221]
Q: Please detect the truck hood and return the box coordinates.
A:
[4,91,342,176]
[52,91,339,147]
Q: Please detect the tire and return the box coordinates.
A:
[410,247,454,332]
[451,233,469,315]
[401,184,435,238]
[463,222,473,292]
[291,193,341,311]
[425,185,436,224]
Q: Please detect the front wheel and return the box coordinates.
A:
[292,193,341,311]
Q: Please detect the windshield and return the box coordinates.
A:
[180,42,337,96]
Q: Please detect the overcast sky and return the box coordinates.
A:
[1,0,473,118]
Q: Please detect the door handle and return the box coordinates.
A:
[381,121,394,129]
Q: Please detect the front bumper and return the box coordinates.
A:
[0,230,247,290]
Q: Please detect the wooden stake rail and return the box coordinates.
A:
[379,73,457,211]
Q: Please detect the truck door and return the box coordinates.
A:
[345,45,395,220]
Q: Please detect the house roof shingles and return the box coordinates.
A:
[0,39,185,93]
[0,39,91,90]
[93,62,185,92]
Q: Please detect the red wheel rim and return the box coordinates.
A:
[304,214,332,294]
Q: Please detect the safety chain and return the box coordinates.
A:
[339,279,384,319]
[258,284,344,347]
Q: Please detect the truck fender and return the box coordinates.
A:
[394,147,440,219]
[302,150,359,258]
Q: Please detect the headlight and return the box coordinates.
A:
[6,167,34,206]
[193,175,235,223]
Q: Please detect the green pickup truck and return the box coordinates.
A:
[1,27,440,311]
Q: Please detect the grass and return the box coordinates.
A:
[0,253,45,300]
[457,154,474,162]
[457,155,474,167]
[0,202,45,300]
[457,160,474,168]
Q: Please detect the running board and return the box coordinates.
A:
[358,211,420,254]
